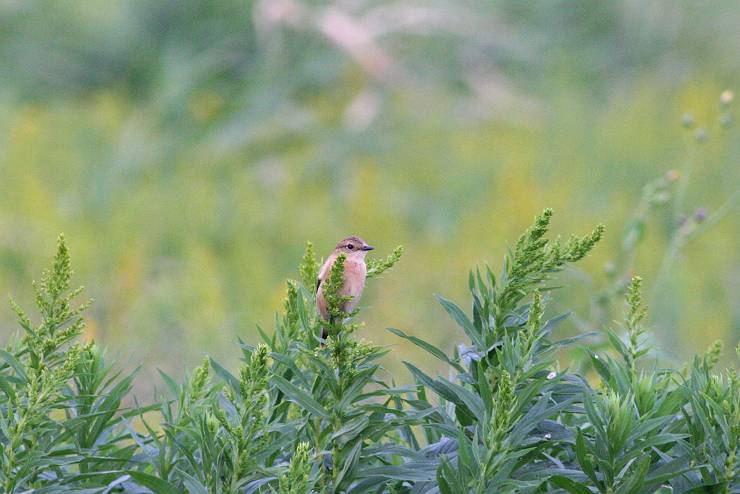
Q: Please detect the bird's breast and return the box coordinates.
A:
[341,260,367,299]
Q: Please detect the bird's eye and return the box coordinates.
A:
[347,244,354,250]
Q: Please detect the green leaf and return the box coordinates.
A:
[84,372,137,448]
[209,357,239,391]
[0,349,28,382]
[357,462,438,481]
[335,439,363,488]
[625,416,673,444]
[270,352,309,387]
[575,429,599,486]
[437,456,466,494]
[510,395,575,445]
[435,294,485,350]
[588,351,611,384]
[476,364,493,415]
[615,455,650,494]
[550,475,594,494]
[272,375,329,418]
[551,331,600,348]
[434,377,485,423]
[642,456,695,490]
[403,362,475,425]
[624,433,687,459]
[177,470,208,494]
[331,415,369,447]
[125,471,181,494]
[256,325,274,348]
[541,312,571,336]
[156,368,180,396]
[337,367,377,410]
[606,329,630,363]
[0,376,17,401]
[456,427,476,482]
[387,327,462,371]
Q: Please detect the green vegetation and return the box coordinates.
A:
[0,212,737,492]
[0,3,738,489]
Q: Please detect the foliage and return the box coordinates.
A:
[366,246,404,280]
[0,213,738,493]
[1,2,739,387]
[0,235,149,492]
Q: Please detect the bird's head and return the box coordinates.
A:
[335,236,374,258]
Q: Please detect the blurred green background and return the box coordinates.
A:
[1,0,738,393]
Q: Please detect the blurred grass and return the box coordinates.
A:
[0,0,738,394]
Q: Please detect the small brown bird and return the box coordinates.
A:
[316,236,374,338]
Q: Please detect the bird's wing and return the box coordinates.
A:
[316,253,336,293]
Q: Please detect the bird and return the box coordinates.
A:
[316,236,374,339]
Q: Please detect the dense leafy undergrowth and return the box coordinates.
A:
[0,210,737,494]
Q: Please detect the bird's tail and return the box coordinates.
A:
[320,315,336,343]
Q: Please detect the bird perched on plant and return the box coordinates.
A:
[316,236,374,338]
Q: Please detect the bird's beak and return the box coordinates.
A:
[361,245,375,251]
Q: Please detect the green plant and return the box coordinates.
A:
[0,235,146,492]
[0,211,737,493]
